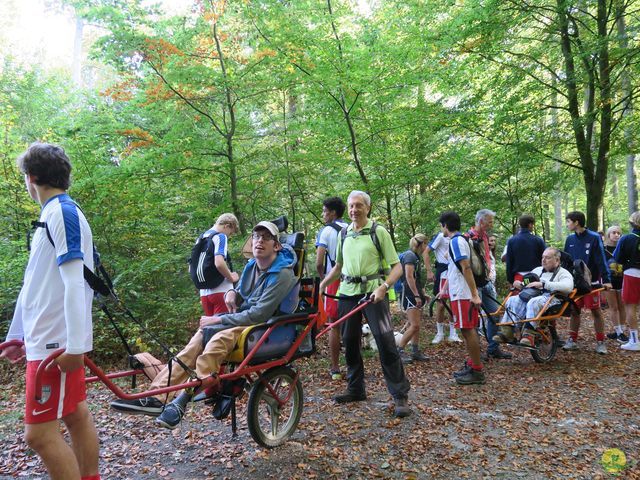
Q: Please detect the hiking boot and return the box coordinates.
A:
[393,397,412,418]
[620,341,640,352]
[484,348,512,360]
[492,325,515,344]
[447,332,463,343]
[455,369,486,385]
[110,397,164,416]
[333,390,367,404]
[411,351,430,362]
[330,370,344,381]
[399,350,414,364]
[595,341,608,355]
[563,338,579,351]
[431,333,445,344]
[156,402,186,429]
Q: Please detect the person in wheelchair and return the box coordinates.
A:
[111,220,298,429]
[493,248,574,347]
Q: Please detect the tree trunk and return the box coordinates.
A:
[72,16,84,87]
[616,4,638,214]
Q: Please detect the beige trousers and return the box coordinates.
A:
[150,326,246,400]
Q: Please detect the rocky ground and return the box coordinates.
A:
[1,310,638,479]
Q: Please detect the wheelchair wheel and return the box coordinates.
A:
[247,366,303,448]
[530,323,558,363]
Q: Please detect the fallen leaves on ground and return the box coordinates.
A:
[1,309,639,479]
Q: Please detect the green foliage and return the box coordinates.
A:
[1,0,638,358]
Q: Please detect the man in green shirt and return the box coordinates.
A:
[320,190,411,418]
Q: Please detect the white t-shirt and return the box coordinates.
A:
[7,193,94,361]
[428,232,450,265]
[447,234,472,301]
[315,219,348,276]
[199,229,234,296]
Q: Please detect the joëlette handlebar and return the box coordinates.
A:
[0,339,24,352]
[33,348,214,402]
[316,296,372,339]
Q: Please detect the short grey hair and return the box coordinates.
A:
[348,190,371,207]
[545,247,561,261]
[475,209,496,225]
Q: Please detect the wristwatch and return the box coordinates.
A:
[382,282,390,290]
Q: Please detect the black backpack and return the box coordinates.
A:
[449,233,489,288]
[189,231,232,289]
[572,259,592,295]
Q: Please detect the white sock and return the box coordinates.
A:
[436,323,444,335]
[630,330,638,343]
[615,325,623,335]
[449,324,456,336]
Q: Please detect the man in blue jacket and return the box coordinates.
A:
[505,215,546,286]
[562,211,612,354]
[111,221,298,428]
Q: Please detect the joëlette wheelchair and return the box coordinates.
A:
[0,231,328,448]
[484,285,605,363]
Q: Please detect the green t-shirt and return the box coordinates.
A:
[336,219,400,295]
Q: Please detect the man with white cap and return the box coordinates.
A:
[111,220,298,428]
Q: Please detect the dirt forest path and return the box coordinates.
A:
[1,311,638,479]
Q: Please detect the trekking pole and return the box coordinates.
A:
[316,295,372,339]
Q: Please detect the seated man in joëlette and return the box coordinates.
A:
[493,247,574,347]
[111,221,297,429]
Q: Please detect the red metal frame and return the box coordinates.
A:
[0,288,370,404]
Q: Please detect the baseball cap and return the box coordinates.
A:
[252,221,279,237]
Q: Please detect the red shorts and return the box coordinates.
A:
[438,277,450,299]
[575,290,601,310]
[25,361,86,424]
[513,273,525,283]
[451,299,479,329]
[622,274,640,304]
[324,280,340,320]
[201,292,229,316]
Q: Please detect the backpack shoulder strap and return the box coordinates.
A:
[326,221,343,233]
[448,234,464,275]
[369,221,384,258]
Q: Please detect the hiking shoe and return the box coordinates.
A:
[447,333,463,343]
[110,397,164,416]
[393,397,412,418]
[492,326,515,344]
[455,369,486,385]
[595,341,608,355]
[484,348,512,360]
[563,338,579,351]
[431,333,445,344]
[621,341,640,351]
[453,362,472,378]
[617,333,629,343]
[606,331,619,340]
[519,335,535,348]
[411,351,430,362]
[330,370,344,381]
[399,350,414,364]
[333,391,367,404]
[156,402,186,429]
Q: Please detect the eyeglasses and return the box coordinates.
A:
[252,233,276,242]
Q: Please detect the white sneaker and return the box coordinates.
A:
[447,333,463,343]
[432,333,445,344]
[563,338,578,351]
[595,341,607,355]
[621,341,640,351]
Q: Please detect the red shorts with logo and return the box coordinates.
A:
[324,280,340,320]
[451,299,479,329]
[438,277,450,300]
[622,274,640,304]
[575,291,601,310]
[25,361,86,424]
[201,292,229,316]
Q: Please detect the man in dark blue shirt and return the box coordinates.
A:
[562,211,612,354]
[505,215,546,286]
